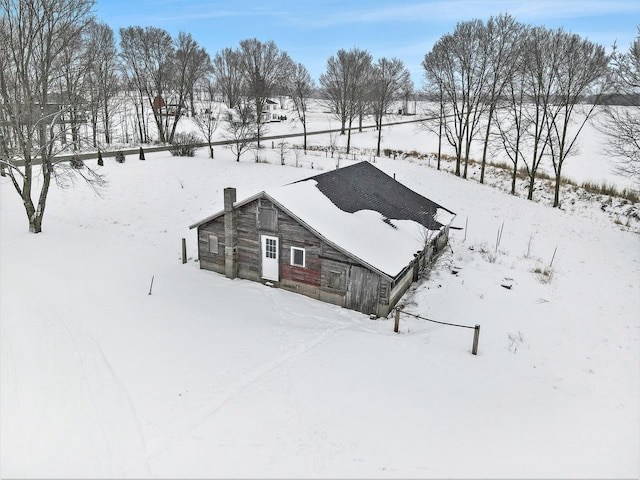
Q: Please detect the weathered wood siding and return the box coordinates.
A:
[277,206,322,296]
[197,217,226,274]
[346,265,381,315]
[236,200,262,280]
[194,193,443,316]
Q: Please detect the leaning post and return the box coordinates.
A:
[472,324,480,355]
[181,238,187,264]
[394,309,400,333]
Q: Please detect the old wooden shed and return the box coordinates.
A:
[189,161,455,316]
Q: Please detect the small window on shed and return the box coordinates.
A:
[208,234,219,254]
[258,206,277,231]
[327,270,346,290]
[290,247,305,268]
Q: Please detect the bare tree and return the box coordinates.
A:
[238,38,292,149]
[119,26,175,143]
[520,26,558,200]
[422,20,489,177]
[212,47,243,109]
[181,35,213,117]
[320,51,350,135]
[320,48,372,154]
[224,102,257,162]
[478,13,523,184]
[288,62,315,152]
[370,57,411,156]
[419,83,449,170]
[84,20,119,146]
[545,30,610,207]
[598,28,640,190]
[165,31,212,142]
[193,79,221,158]
[277,141,289,165]
[0,0,105,233]
[493,60,531,195]
[58,27,92,149]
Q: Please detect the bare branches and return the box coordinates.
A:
[319,48,373,154]
[598,29,640,191]
[370,57,411,156]
[51,159,107,193]
[238,38,292,148]
[0,0,97,232]
[288,62,315,151]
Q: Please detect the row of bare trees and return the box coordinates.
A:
[421,13,629,208]
[119,27,212,144]
[0,0,318,231]
[320,49,413,156]
[1,0,637,232]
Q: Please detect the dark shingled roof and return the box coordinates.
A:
[294,161,455,230]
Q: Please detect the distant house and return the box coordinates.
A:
[189,162,455,316]
[261,99,283,123]
[153,96,188,117]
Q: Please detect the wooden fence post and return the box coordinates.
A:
[394,309,400,333]
[182,238,187,264]
[472,324,480,355]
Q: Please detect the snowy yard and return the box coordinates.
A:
[1,118,639,478]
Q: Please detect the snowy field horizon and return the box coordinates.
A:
[1,107,639,478]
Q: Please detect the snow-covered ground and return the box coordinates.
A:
[1,111,639,478]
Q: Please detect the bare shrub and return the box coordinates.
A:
[170,132,200,157]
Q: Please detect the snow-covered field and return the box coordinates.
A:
[1,113,639,478]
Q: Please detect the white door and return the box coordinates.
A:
[261,235,279,281]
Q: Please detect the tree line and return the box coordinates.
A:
[0,0,638,232]
[422,14,638,207]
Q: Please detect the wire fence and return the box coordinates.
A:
[397,309,476,329]
[393,307,481,355]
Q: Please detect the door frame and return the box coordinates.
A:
[260,234,279,281]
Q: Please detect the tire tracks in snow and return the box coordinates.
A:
[146,318,350,461]
[0,322,27,476]
[2,274,151,477]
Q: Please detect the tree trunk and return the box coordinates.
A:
[104,101,111,144]
[480,107,495,184]
[437,110,443,170]
[91,114,98,148]
[553,171,562,207]
[303,122,307,152]
[527,172,535,200]
[256,121,262,149]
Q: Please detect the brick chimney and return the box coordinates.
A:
[223,187,237,279]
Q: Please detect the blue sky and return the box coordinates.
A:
[95,0,639,85]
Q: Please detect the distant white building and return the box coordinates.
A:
[261,99,284,123]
